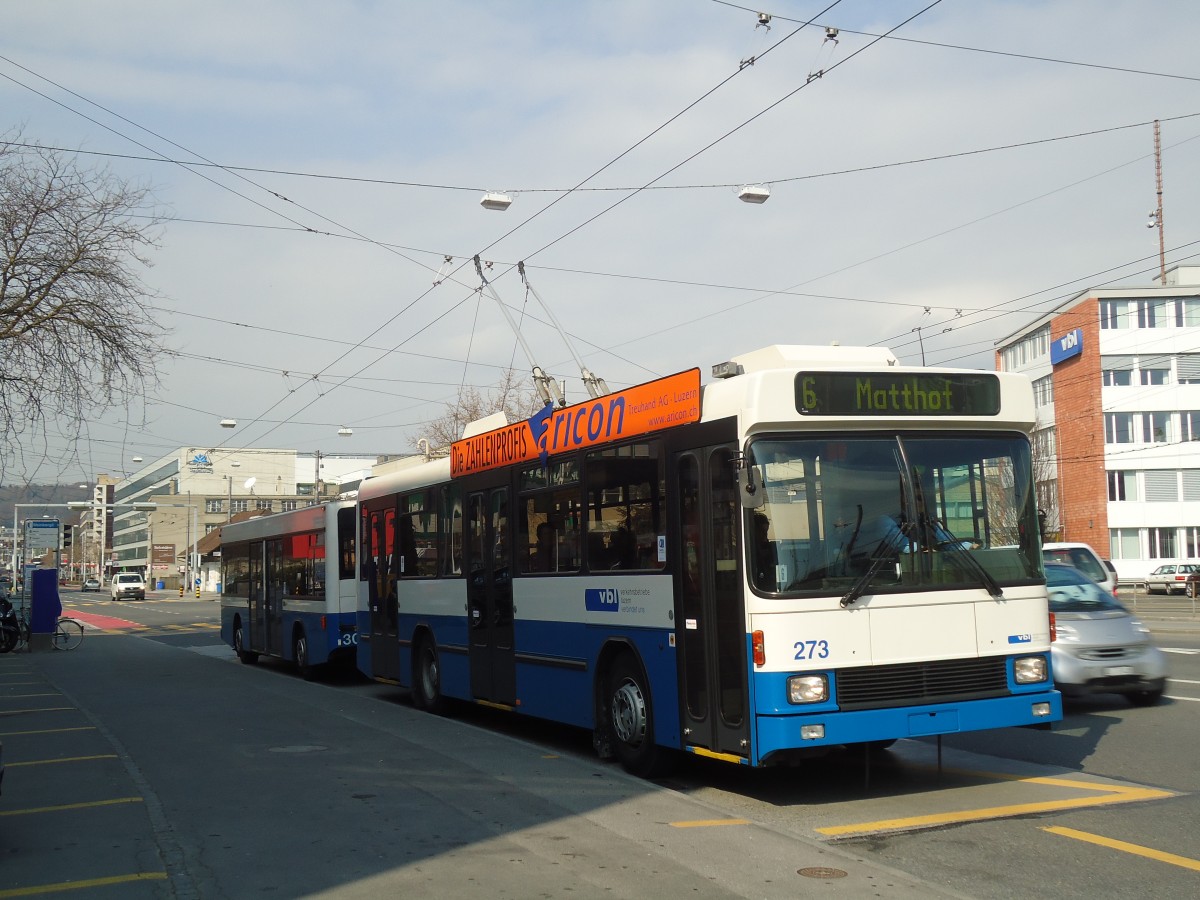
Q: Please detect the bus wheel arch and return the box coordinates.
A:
[596,643,671,778]
[233,616,258,665]
[411,628,445,715]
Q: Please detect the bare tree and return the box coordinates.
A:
[0,134,164,478]
[413,368,541,454]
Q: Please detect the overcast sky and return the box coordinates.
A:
[5,0,1200,484]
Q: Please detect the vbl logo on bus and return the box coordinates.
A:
[585,588,619,613]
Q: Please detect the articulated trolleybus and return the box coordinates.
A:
[356,344,1060,775]
[220,501,358,679]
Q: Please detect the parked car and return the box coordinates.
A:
[1144,562,1199,595]
[81,576,101,592]
[109,573,146,601]
[1045,562,1166,705]
[1042,542,1117,596]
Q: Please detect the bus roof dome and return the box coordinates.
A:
[728,344,898,374]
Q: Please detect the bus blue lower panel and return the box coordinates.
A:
[395,615,680,746]
[754,689,1061,762]
[220,604,355,666]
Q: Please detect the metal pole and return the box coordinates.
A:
[1154,119,1166,284]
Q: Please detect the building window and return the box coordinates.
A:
[1102,369,1132,386]
[1104,413,1134,444]
[281,500,299,512]
[1137,298,1169,328]
[1187,527,1200,558]
[231,500,249,514]
[1140,412,1172,443]
[1109,528,1140,561]
[205,499,223,514]
[1139,367,1170,385]
[1179,355,1200,384]
[1100,299,1131,329]
[255,500,273,512]
[1032,375,1053,407]
[1107,471,1138,501]
[1175,297,1200,327]
[1144,470,1178,501]
[1147,527,1177,559]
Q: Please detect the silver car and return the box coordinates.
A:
[1046,563,1167,706]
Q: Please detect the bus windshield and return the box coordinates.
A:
[745,432,1042,596]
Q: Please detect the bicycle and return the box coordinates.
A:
[53,617,84,651]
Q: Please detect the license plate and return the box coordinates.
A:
[1104,666,1135,676]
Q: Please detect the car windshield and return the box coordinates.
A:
[744,432,1041,596]
[1045,565,1122,612]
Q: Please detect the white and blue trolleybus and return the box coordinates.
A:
[355,344,1061,774]
[220,500,358,679]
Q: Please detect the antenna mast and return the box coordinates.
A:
[517,261,609,399]
[1154,119,1166,284]
[473,255,564,408]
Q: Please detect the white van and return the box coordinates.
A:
[1042,542,1117,596]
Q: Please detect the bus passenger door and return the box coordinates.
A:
[466,488,516,705]
[264,538,283,656]
[675,446,750,761]
[367,507,400,681]
[248,540,264,651]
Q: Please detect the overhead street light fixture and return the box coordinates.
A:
[338,427,353,437]
[480,191,513,211]
[737,184,771,204]
[220,419,237,429]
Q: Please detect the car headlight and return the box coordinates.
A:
[787,674,829,704]
[1014,656,1048,684]
[1054,622,1078,641]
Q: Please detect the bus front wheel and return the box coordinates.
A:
[413,637,445,715]
[233,621,258,665]
[606,654,669,778]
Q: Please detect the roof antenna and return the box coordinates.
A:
[518,261,609,399]
[474,255,565,408]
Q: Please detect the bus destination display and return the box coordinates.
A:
[796,371,1001,416]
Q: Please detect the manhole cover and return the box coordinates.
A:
[798,867,848,879]
[268,745,329,754]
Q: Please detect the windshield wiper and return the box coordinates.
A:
[929,518,1004,599]
[840,521,910,608]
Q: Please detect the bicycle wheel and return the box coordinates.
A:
[53,618,84,651]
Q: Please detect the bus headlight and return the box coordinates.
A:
[787,674,829,703]
[1014,656,1048,684]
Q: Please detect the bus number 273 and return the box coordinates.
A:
[793,639,830,660]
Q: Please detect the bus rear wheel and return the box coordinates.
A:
[233,620,258,665]
[606,654,670,778]
[294,630,315,681]
[413,637,445,715]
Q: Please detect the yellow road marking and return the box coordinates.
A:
[671,819,751,828]
[8,755,118,768]
[0,797,143,818]
[0,707,75,716]
[3,694,60,699]
[1043,826,1200,872]
[816,777,1174,837]
[0,726,96,737]
[0,871,168,897]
